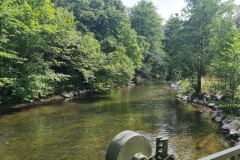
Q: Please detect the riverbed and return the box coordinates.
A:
[0,80,229,159]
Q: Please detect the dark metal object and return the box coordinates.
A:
[155,137,169,160]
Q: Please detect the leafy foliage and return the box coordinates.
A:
[211,31,240,101]
[164,0,237,95]
[0,0,149,104]
[53,0,148,89]
[129,0,166,77]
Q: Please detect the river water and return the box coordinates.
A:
[0,81,229,160]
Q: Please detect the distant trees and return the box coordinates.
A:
[164,14,185,80]
[129,0,166,78]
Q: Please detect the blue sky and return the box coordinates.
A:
[121,0,240,21]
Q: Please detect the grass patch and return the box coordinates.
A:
[219,103,240,117]
[179,79,195,94]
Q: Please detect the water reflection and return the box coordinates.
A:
[0,81,229,159]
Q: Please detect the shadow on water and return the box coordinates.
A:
[0,80,230,160]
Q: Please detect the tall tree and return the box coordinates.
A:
[129,0,166,77]
[164,14,184,80]
[172,0,234,94]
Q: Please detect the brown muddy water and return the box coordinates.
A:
[0,81,229,160]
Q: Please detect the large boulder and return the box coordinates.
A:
[222,119,240,131]
[222,116,236,125]
[211,110,223,119]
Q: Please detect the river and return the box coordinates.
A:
[0,80,229,159]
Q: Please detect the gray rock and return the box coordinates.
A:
[213,105,219,110]
[222,119,240,131]
[222,116,235,124]
[204,94,211,100]
[208,103,215,107]
[193,98,199,103]
[219,112,227,120]
[182,96,188,101]
[176,94,183,99]
[215,116,222,123]
[229,129,240,138]
[211,110,219,119]
[210,94,224,101]
[71,91,79,96]
[61,91,74,98]
[79,89,87,95]
[211,109,223,119]
[216,95,224,100]
[199,100,206,105]
[171,82,182,90]
[237,137,240,142]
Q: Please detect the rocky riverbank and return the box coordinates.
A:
[0,90,89,115]
[170,82,240,145]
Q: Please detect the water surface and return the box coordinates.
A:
[0,81,229,159]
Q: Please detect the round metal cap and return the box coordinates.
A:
[105,130,152,160]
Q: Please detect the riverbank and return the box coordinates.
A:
[170,82,240,146]
[0,90,89,115]
[0,96,65,114]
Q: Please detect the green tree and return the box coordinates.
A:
[166,0,234,94]
[211,31,240,101]
[183,0,222,94]
[164,14,185,80]
[53,0,148,87]
[129,0,166,77]
[0,0,73,102]
[164,0,238,96]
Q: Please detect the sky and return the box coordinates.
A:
[121,0,240,21]
[121,0,185,21]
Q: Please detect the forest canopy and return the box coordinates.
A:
[1,0,240,104]
[0,0,164,104]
